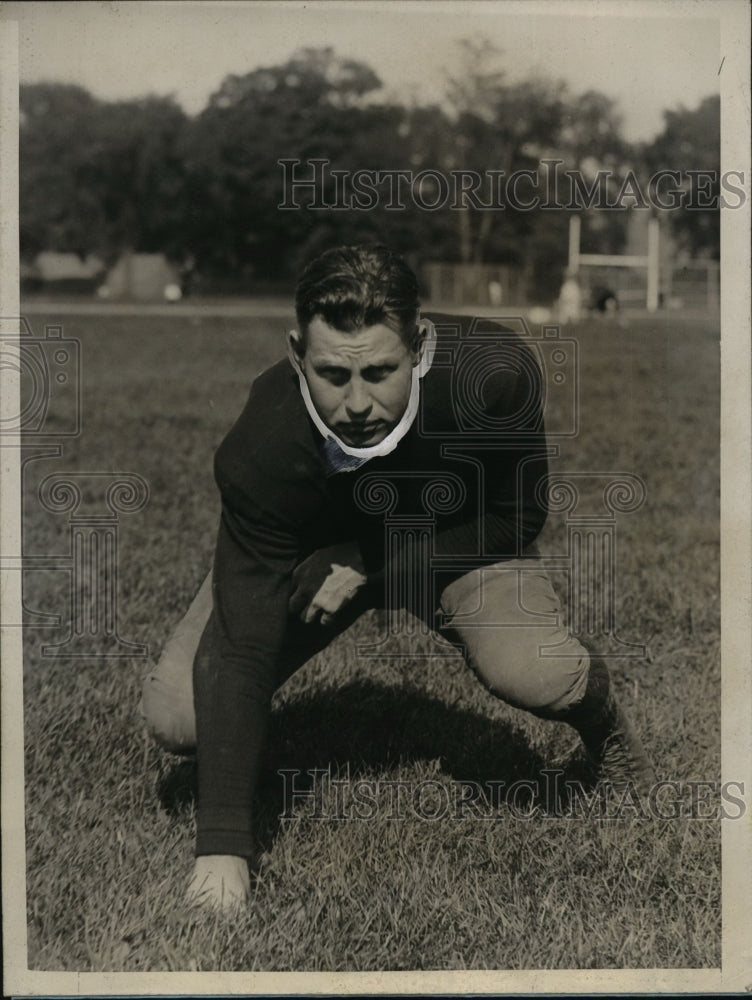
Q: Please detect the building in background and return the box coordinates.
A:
[103,252,180,301]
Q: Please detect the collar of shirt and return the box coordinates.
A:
[293,318,437,476]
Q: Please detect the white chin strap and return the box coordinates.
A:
[292,317,437,460]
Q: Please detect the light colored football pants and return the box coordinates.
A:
[141,549,590,754]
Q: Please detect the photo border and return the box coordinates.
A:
[1,0,750,994]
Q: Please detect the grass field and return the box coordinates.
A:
[19,307,721,971]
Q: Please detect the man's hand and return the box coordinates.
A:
[185,855,250,911]
[289,542,367,625]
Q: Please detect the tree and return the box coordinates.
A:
[437,40,569,268]
[178,47,416,285]
[82,96,188,263]
[560,90,627,168]
[20,84,103,260]
[20,84,188,264]
[642,95,720,259]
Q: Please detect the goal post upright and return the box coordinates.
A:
[568,214,581,274]
[567,213,660,313]
[646,216,660,313]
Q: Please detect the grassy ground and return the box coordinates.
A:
[20,308,720,971]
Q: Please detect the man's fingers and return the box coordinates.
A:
[303,592,347,625]
[303,597,335,624]
[291,560,367,623]
[300,567,367,625]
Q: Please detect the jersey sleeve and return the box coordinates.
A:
[194,372,315,858]
[194,495,299,858]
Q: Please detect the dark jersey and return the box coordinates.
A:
[195,313,551,857]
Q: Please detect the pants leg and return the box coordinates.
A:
[140,570,213,753]
[143,550,588,748]
[141,570,375,753]
[438,551,590,714]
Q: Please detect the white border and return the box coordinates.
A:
[0,14,30,992]
[719,0,752,988]
[2,0,750,994]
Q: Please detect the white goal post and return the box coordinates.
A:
[568,215,660,313]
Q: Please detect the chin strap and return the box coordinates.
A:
[290,317,438,463]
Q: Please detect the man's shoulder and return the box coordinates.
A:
[225,357,304,440]
[214,358,322,507]
[421,312,544,428]
[250,354,298,396]
[425,311,536,348]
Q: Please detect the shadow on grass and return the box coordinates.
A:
[156,677,591,851]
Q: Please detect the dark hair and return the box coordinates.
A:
[294,244,420,350]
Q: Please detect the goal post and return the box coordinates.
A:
[568,215,660,313]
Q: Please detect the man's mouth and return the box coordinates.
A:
[337,421,386,444]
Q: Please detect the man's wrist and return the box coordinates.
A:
[330,563,367,587]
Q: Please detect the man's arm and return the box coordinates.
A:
[431,444,549,558]
[376,333,550,609]
[194,485,300,861]
[438,330,549,557]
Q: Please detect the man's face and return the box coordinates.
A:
[291,317,422,448]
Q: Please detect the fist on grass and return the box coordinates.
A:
[186,854,250,912]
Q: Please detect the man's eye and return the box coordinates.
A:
[321,369,349,386]
[363,367,393,383]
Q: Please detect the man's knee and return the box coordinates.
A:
[140,643,197,755]
[141,574,213,753]
[470,635,590,714]
[440,560,590,714]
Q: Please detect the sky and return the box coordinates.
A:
[4,0,721,143]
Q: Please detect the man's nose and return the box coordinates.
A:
[345,380,373,420]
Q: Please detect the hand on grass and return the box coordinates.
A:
[289,543,367,625]
[185,855,250,911]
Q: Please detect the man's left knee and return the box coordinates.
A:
[467,634,590,715]
[527,651,590,714]
[441,561,591,715]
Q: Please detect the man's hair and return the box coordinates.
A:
[294,244,421,350]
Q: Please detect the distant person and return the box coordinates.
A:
[179,255,196,298]
[141,244,655,910]
[557,269,582,324]
[591,286,619,317]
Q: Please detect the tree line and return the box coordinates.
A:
[20,43,720,300]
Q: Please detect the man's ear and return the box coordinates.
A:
[411,321,428,367]
[413,318,437,376]
[287,329,305,368]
